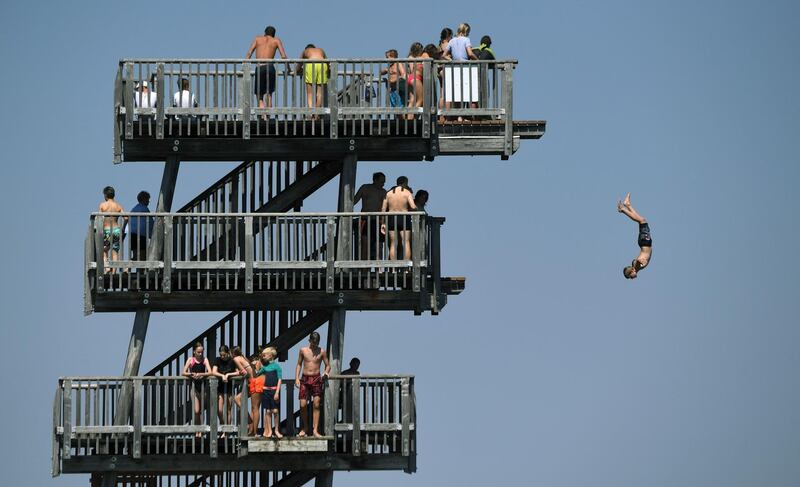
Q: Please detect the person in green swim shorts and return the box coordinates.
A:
[296,44,328,117]
[99,186,128,273]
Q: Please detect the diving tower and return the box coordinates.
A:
[53,57,545,487]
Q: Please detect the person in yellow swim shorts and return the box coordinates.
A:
[297,44,329,115]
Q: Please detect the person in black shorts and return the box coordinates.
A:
[617,193,653,279]
[212,345,240,432]
[246,26,288,109]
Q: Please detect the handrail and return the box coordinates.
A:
[52,374,416,472]
[85,211,440,298]
[113,57,517,159]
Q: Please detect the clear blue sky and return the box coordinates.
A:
[1,1,799,486]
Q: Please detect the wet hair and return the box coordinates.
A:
[385,49,398,58]
[372,171,386,182]
[305,44,316,50]
[103,186,115,199]
[440,27,453,43]
[179,78,190,90]
[457,23,471,37]
[193,342,204,352]
[623,266,636,279]
[265,26,276,36]
[408,42,424,57]
[309,331,321,343]
[219,345,230,355]
[480,35,492,47]
[397,176,409,186]
[231,346,242,357]
[137,191,150,204]
[349,357,360,368]
[423,43,439,59]
[415,189,429,206]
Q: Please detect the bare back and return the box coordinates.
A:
[303,47,326,60]
[248,35,286,60]
[299,346,325,375]
[99,200,125,229]
[383,187,416,212]
[356,184,387,213]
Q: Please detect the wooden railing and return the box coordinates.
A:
[52,375,416,476]
[114,58,517,158]
[85,212,443,302]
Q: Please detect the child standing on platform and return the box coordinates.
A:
[254,347,283,438]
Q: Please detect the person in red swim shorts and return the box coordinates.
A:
[295,332,330,437]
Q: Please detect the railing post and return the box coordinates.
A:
[430,218,443,314]
[156,63,165,139]
[62,380,72,460]
[324,378,336,439]
[326,217,336,293]
[422,61,431,139]
[411,214,422,292]
[132,379,142,459]
[401,377,410,457]
[244,216,254,293]
[84,223,94,315]
[94,216,105,293]
[241,62,251,140]
[162,215,173,293]
[351,377,361,456]
[51,384,63,477]
[285,382,295,436]
[502,62,514,157]
[113,66,123,164]
[328,61,338,139]
[209,378,218,458]
[238,376,249,457]
[124,62,135,140]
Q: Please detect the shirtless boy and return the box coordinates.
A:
[617,193,653,279]
[354,172,387,259]
[246,26,288,108]
[99,186,128,272]
[381,176,417,260]
[295,332,330,437]
[297,44,328,112]
[380,50,407,108]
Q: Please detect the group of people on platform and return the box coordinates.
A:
[96,173,430,270]
[183,332,361,439]
[134,22,496,122]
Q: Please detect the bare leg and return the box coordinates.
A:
[618,193,646,224]
[305,84,314,114]
[273,411,283,438]
[298,398,308,436]
[312,396,322,437]
[249,394,261,436]
[388,231,398,260]
[401,230,412,261]
[315,84,324,110]
[193,390,203,438]
[263,407,273,438]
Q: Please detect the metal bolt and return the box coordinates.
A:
[143,299,149,305]
[338,298,344,304]
[349,139,355,145]
[172,146,178,152]
[173,139,180,145]
[144,293,150,298]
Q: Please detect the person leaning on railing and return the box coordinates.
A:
[182,342,211,438]
[128,191,153,261]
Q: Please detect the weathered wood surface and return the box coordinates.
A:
[246,437,331,453]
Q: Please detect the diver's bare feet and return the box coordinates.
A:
[312,430,323,438]
[297,430,307,437]
[617,200,625,213]
[623,192,631,208]
[274,429,283,438]
[262,432,273,439]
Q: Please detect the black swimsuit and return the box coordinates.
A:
[189,358,206,392]
[638,223,652,247]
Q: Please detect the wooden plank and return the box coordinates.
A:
[325,217,336,293]
[244,216,253,293]
[162,216,173,293]
[238,377,249,458]
[351,377,361,456]
[401,378,410,457]
[241,62,251,139]
[62,452,411,473]
[411,215,421,292]
[155,63,165,139]
[62,380,72,460]
[208,378,218,458]
[51,386,63,477]
[132,379,142,459]
[502,62,514,157]
[328,61,338,139]
[124,62,134,139]
[247,437,331,453]
[84,223,94,316]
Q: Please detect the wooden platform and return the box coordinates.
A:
[246,436,331,453]
[119,119,545,162]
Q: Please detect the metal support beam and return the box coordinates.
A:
[336,154,357,262]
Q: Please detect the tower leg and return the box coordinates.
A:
[105,158,180,486]
[315,471,334,487]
